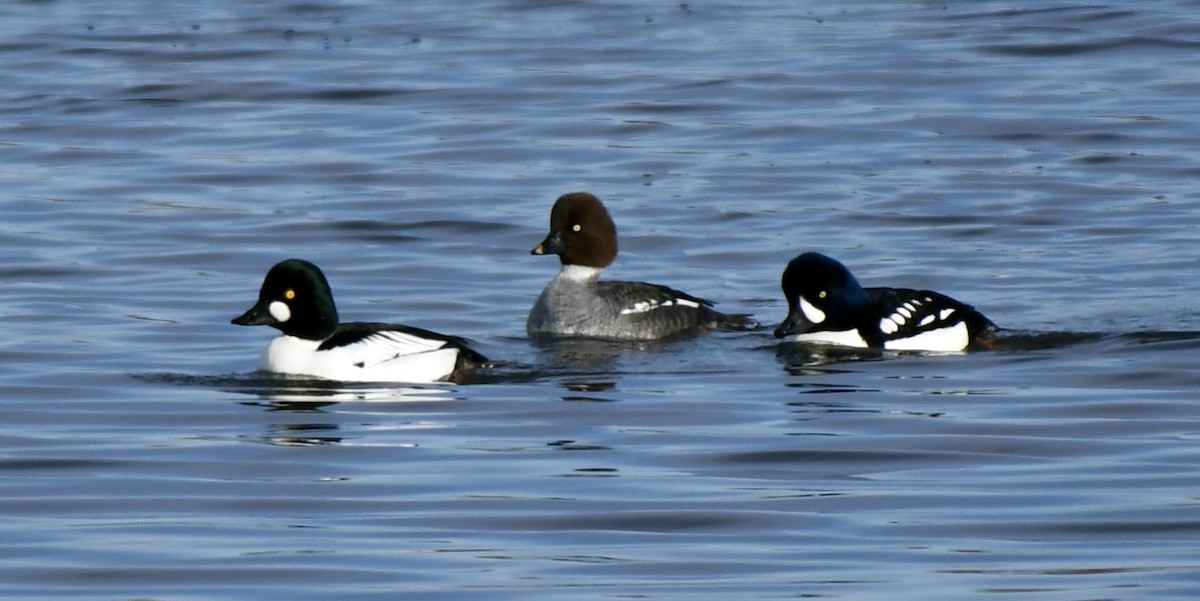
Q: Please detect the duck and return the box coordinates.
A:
[232,259,486,383]
[527,192,755,340]
[774,252,996,351]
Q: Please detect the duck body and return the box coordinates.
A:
[527,192,754,340]
[233,259,485,383]
[528,264,735,340]
[774,252,996,352]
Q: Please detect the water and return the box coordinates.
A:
[2,1,1200,599]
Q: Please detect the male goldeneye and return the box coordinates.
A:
[774,252,997,352]
[527,192,754,340]
[232,259,486,383]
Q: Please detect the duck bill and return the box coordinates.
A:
[232,302,275,327]
[773,309,814,338]
[530,231,561,256]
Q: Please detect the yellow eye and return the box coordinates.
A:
[572,224,582,232]
[284,288,296,300]
[818,290,827,299]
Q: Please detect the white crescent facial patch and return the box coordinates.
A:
[799,296,826,324]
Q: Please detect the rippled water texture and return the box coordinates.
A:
[2,1,1200,599]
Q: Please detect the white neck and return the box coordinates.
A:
[557,264,604,283]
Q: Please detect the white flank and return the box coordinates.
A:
[268,300,291,323]
[259,332,461,383]
[799,296,826,324]
[785,329,869,348]
[883,321,969,352]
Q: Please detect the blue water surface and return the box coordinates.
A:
[2,1,1199,599]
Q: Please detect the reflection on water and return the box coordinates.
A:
[528,336,668,371]
[140,371,461,404]
[775,343,886,371]
[773,329,1150,371]
[254,422,343,447]
[559,380,618,403]
[238,384,457,406]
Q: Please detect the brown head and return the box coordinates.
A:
[530,192,619,268]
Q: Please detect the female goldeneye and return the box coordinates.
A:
[774,252,997,352]
[231,259,486,383]
[527,192,754,340]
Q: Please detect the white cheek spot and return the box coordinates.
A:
[939,308,956,320]
[269,300,291,323]
[799,296,826,324]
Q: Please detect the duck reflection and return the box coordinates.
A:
[774,340,885,374]
[233,377,457,409]
[144,371,461,405]
[559,379,617,402]
[528,336,657,369]
[227,376,458,447]
[526,337,649,401]
[258,422,342,447]
[138,371,463,448]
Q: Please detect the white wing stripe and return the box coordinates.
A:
[619,297,703,315]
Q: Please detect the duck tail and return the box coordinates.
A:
[713,311,761,332]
